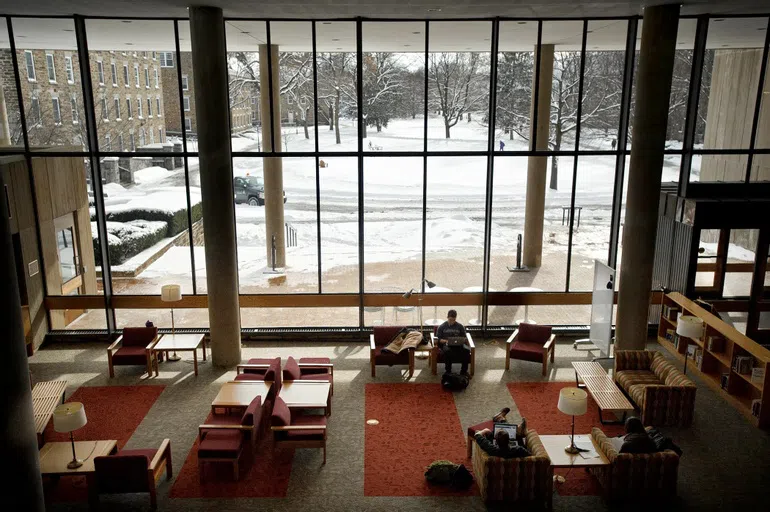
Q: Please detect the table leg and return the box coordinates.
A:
[193,349,199,376]
[202,340,207,361]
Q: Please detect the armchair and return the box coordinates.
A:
[505,323,555,377]
[590,427,680,502]
[235,357,281,402]
[614,350,696,427]
[92,438,172,511]
[429,329,476,377]
[107,327,159,378]
[472,429,552,508]
[369,326,415,378]
[199,396,263,450]
[283,356,334,396]
[271,396,327,464]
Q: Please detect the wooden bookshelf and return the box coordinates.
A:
[658,292,770,429]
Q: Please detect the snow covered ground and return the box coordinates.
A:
[101,115,688,295]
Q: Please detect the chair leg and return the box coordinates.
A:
[542,353,548,377]
[149,486,157,511]
[505,354,510,371]
[550,345,555,363]
[323,443,327,465]
[233,460,239,481]
[371,359,376,378]
[108,353,114,378]
[470,348,476,378]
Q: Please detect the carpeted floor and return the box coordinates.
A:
[28,336,770,511]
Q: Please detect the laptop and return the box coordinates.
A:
[446,337,466,347]
[493,422,518,439]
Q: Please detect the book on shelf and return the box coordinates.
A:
[751,367,765,385]
[694,348,704,371]
[720,373,730,390]
[665,328,675,341]
[707,336,724,353]
[733,356,753,375]
[751,399,762,418]
[666,306,680,322]
[672,334,681,350]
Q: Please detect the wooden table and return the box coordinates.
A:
[32,380,67,445]
[153,333,206,376]
[572,361,635,424]
[539,434,610,468]
[211,381,272,415]
[279,381,332,416]
[39,440,118,508]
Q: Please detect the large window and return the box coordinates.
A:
[3,15,769,331]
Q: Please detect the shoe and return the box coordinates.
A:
[493,407,511,423]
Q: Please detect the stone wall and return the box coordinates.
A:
[173,218,205,247]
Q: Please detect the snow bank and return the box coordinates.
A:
[134,166,176,185]
[92,220,168,265]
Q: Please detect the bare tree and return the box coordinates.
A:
[428,52,488,139]
[358,53,402,137]
[495,51,533,141]
[317,52,356,145]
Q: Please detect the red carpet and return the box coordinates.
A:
[507,382,625,497]
[364,383,477,497]
[169,412,293,499]
[42,385,166,503]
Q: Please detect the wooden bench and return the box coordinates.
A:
[572,362,634,425]
[32,380,67,446]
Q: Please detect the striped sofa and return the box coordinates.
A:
[590,427,680,502]
[614,350,696,427]
[472,429,553,509]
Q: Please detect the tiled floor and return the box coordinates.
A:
[30,336,770,511]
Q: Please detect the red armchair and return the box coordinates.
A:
[505,323,556,376]
[299,357,334,396]
[235,358,281,402]
[271,396,327,464]
[369,326,415,378]
[429,328,476,377]
[107,327,159,378]
[282,356,334,396]
[197,396,263,482]
[92,438,172,511]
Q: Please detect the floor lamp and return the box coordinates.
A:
[403,279,436,339]
[558,387,588,454]
[677,314,704,375]
[161,283,182,361]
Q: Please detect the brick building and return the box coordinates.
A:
[1,48,168,151]
[160,51,253,136]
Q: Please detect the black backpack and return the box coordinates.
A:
[441,372,469,391]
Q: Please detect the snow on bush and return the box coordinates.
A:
[92,220,168,265]
[104,190,202,238]
[133,166,175,185]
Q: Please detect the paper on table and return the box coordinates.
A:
[574,436,599,459]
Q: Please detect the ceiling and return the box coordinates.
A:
[0,0,769,19]
[0,6,767,52]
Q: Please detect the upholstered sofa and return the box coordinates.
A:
[614,350,696,427]
[590,427,680,502]
[471,429,553,508]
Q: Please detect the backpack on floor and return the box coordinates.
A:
[441,372,469,392]
[424,460,473,490]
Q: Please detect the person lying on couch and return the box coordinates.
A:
[474,408,531,458]
[610,417,657,454]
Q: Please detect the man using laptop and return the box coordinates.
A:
[436,309,471,375]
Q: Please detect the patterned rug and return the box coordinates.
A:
[507,382,625,496]
[169,411,293,499]
[42,385,166,503]
[364,383,477,497]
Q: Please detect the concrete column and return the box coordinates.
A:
[189,6,241,366]
[616,4,680,350]
[0,172,45,510]
[523,44,554,268]
[259,44,286,268]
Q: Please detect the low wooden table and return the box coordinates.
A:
[39,440,118,507]
[153,333,206,376]
[572,361,635,424]
[32,380,67,445]
[279,381,332,416]
[539,434,610,468]
[211,381,272,415]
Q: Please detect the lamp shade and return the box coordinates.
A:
[557,387,588,416]
[160,284,182,302]
[53,402,87,433]
[676,314,703,339]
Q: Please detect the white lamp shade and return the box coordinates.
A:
[557,387,588,416]
[53,402,87,433]
[677,314,703,339]
[160,284,182,302]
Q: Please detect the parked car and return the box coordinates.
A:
[233,175,286,206]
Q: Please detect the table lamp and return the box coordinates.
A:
[557,387,588,454]
[53,402,88,469]
[161,283,182,361]
[677,314,704,374]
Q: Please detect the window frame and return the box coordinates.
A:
[24,50,36,82]
[45,52,56,83]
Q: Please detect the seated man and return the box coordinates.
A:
[609,417,658,454]
[474,408,531,458]
[436,309,471,375]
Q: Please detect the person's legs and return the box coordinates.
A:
[442,345,454,374]
[492,407,511,423]
[460,349,470,375]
